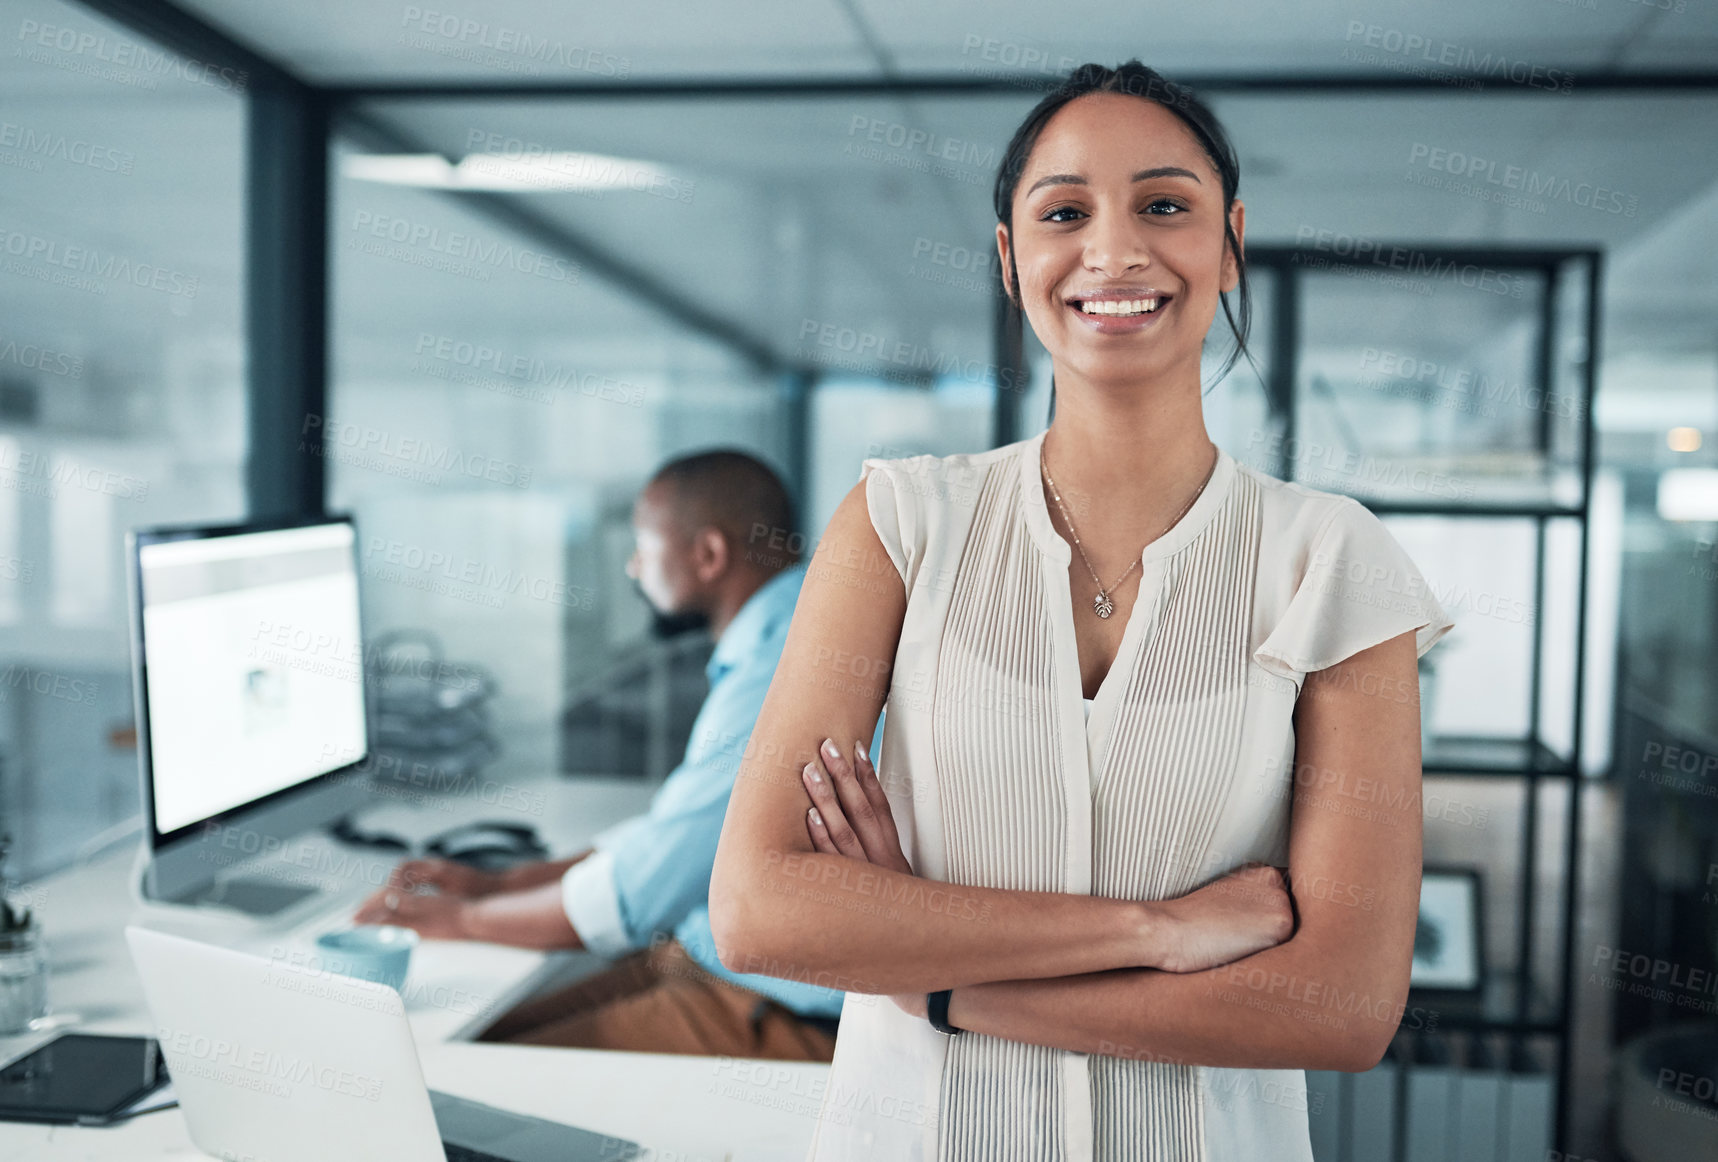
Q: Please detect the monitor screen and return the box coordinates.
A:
[135,520,368,837]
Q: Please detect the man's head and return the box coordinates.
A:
[626,449,798,622]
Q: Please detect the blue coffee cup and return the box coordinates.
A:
[314,925,418,992]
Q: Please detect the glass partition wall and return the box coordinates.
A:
[0,0,247,879]
[329,94,1028,778]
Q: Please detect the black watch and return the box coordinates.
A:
[927,989,962,1035]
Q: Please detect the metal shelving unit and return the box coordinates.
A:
[1244,245,1601,1159]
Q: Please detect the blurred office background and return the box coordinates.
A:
[2,0,1717,1157]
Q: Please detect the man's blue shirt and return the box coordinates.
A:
[561,565,877,1019]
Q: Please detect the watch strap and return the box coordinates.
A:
[927,988,962,1035]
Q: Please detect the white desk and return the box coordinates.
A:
[0,773,829,1161]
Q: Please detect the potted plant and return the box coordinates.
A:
[0,829,47,1034]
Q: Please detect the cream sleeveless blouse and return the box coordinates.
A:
[803,429,1454,1162]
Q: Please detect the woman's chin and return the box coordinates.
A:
[1054,342,1195,391]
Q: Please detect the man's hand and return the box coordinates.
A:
[353,884,473,940]
[801,737,924,1017]
[383,858,508,899]
[350,858,501,938]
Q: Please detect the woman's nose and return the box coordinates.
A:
[1084,210,1149,276]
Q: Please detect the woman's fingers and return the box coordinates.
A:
[806,804,840,855]
[817,737,894,865]
[802,736,914,874]
[801,759,867,860]
[851,739,912,874]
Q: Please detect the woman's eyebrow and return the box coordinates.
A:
[1025,165,1203,196]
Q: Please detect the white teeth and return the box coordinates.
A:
[1077,298,1160,316]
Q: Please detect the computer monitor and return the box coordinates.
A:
[127,515,374,915]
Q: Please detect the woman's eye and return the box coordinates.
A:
[1041,206,1085,223]
[1144,198,1187,216]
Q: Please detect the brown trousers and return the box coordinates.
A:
[477,938,837,1062]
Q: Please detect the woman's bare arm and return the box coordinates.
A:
[935,632,1426,1072]
[709,477,1177,993]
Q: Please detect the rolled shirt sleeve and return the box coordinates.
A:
[560,850,631,957]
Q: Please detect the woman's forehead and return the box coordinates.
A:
[1023,94,1215,185]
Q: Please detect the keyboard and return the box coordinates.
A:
[442,1142,511,1162]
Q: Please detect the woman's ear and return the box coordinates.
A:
[995,222,1016,305]
[1220,200,1247,293]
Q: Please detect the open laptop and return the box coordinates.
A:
[126,926,639,1162]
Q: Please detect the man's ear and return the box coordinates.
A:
[692,526,730,584]
[995,222,1016,305]
[1221,200,1246,294]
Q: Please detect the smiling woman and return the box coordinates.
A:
[709,60,1454,1162]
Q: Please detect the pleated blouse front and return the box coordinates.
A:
[803,429,1453,1162]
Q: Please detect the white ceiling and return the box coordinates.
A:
[168,0,1718,83]
[336,86,1718,375]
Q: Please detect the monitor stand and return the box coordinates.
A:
[158,875,323,917]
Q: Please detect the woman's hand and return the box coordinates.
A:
[801,737,913,876]
[801,736,923,1016]
[1148,863,1296,974]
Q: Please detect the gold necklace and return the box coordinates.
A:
[1039,445,1216,619]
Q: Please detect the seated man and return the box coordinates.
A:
[356,449,858,1061]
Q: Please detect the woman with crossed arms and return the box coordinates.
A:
[711,60,1452,1162]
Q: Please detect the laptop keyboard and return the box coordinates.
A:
[441,1143,511,1162]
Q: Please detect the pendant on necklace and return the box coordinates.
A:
[1093,592,1115,619]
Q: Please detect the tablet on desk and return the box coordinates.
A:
[0,1033,169,1125]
